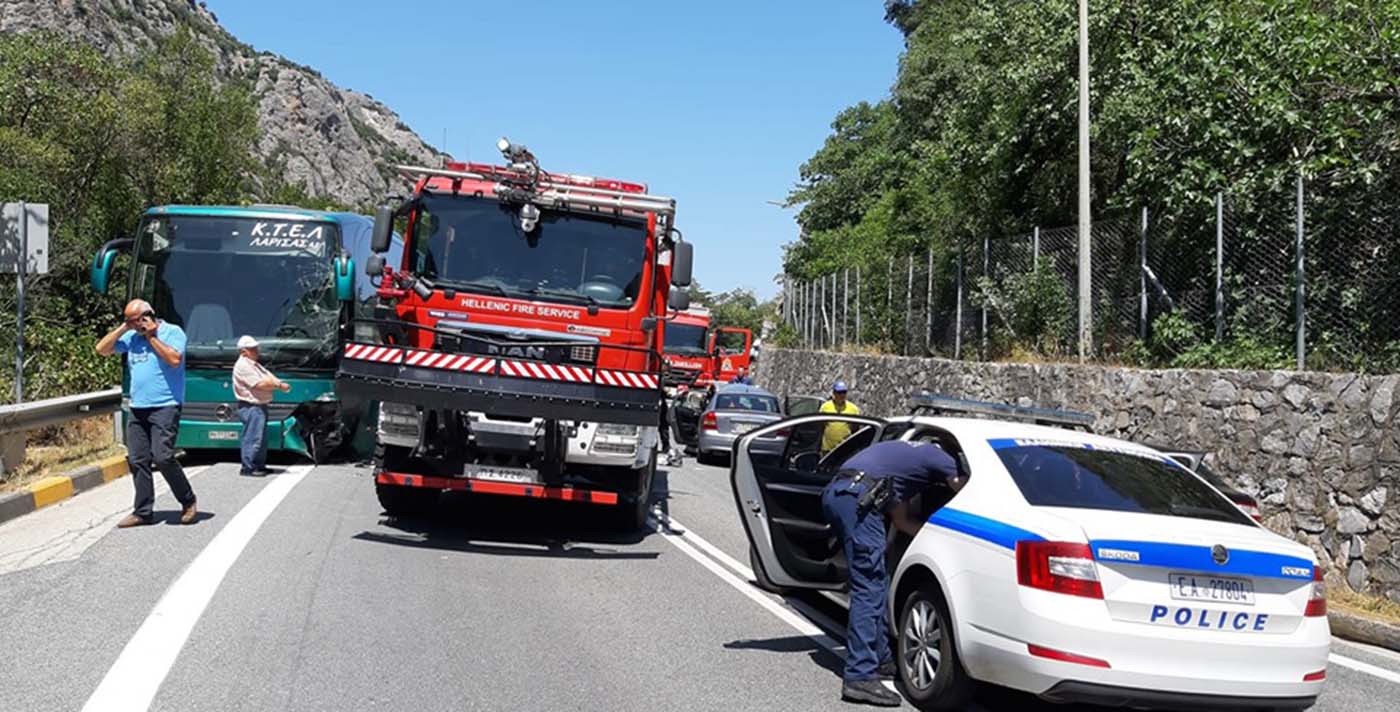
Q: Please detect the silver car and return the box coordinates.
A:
[696,384,784,463]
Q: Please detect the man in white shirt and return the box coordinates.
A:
[231,335,290,476]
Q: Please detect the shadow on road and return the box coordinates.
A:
[723,634,845,677]
[349,466,690,561]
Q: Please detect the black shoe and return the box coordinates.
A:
[878,660,897,680]
[841,679,902,707]
[239,469,256,477]
[254,467,278,476]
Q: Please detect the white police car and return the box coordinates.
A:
[731,400,1329,711]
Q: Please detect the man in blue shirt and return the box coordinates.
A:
[820,440,964,707]
[729,367,753,385]
[96,300,198,527]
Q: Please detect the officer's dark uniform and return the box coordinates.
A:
[821,440,959,695]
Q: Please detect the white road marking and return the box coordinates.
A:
[1330,653,1400,685]
[80,465,312,712]
[0,465,211,576]
[651,511,902,695]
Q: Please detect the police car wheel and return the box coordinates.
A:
[897,586,974,710]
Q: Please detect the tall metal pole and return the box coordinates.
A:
[1032,226,1040,269]
[905,254,914,356]
[1215,192,1224,341]
[926,247,934,354]
[855,265,862,346]
[1139,207,1149,340]
[1076,0,1093,361]
[1295,174,1306,370]
[954,246,964,360]
[981,235,990,357]
[15,201,26,403]
[842,268,849,347]
[886,256,894,343]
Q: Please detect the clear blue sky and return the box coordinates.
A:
[209,1,902,299]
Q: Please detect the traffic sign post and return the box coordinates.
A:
[2,202,50,403]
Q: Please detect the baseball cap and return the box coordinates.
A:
[832,380,849,393]
[236,335,260,349]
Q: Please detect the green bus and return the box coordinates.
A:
[90,205,399,460]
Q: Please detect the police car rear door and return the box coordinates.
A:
[731,413,884,590]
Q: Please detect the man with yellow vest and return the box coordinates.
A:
[820,380,861,452]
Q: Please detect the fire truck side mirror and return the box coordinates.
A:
[668,285,691,312]
[670,241,694,287]
[370,205,394,253]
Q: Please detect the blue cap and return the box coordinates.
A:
[832,380,849,393]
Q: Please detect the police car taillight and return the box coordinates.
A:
[1304,566,1326,617]
[1016,541,1103,599]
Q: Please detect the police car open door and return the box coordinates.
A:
[731,413,885,591]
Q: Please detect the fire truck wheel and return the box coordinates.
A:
[609,452,657,532]
[373,444,438,517]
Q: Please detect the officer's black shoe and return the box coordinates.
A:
[878,660,897,680]
[840,679,902,707]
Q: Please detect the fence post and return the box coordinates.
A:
[842,268,849,347]
[855,265,862,346]
[981,235,989,358]
[1032,226,1040,269]
[926,247,934,354]
[902,254,912,356]
[1215,191,1224,342]
[954,244,964,360]
[1139,207,1149,341]
[886,256,894,344]
[1295,174,1306,370]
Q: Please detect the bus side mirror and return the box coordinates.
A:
[670,241,693,287]
[335,254,355,301]
[370,205,394,253]
[668,285,690,311]
[89,238,133,295]
[366,253,385,277]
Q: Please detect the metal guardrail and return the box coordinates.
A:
[0,388,122,436]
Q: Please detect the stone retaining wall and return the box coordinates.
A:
[755,348,1400,601]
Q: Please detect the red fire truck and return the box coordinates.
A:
[661,308,754,391]
[336,138,693,529]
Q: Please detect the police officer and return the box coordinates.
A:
[821,439,964,706]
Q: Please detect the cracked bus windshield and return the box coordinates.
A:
[664,322,708,355]
[132,215,340,370]
[411,193,647,308]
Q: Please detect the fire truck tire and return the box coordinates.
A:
[373,444,438,516]
[609,452,657,532]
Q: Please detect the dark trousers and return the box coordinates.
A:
[237,403,268,473]
[127,405,196,518]
[821,477,893,682]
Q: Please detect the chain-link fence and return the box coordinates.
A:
[781,176,1400,373]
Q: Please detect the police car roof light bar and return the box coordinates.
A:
[909,391,1095,431]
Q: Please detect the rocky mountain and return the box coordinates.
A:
[0,0,445,207]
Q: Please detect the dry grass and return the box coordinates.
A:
[1331,585,1400,626]
[1,416,125,494]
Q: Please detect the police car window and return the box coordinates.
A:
[995,445,1252,526]
[878,422,912,441]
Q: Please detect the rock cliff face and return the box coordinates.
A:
[757,348,1400,602]
[0,0,444,206]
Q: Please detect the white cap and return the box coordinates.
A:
[236,335,260,349]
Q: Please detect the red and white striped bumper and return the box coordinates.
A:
[342,343,659,390]
[376,471,620,505]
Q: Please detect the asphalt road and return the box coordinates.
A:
[0,454,1397,712]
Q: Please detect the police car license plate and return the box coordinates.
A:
[207,430,240,441]
[733,422,759,434]
[1168,572,1254,605]
[464,464,540,485]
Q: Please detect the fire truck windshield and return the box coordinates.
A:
[411,193,647,308]
[130,215,341,370]
[663,322,709,355]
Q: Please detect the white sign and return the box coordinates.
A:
[1,203,49,274]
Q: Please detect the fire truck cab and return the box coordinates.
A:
[336,138,692,529]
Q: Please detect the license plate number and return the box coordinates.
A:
[463,464,540,484]
[1168,572,1254,605]
[733,422,758,434]
[207,430,240,441]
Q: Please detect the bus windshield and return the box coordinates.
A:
[131,215,340,370]
[409,193,648,309]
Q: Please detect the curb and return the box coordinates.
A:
[0,454,128,527]
[1331,608,1400,653]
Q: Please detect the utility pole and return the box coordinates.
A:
[1076,0,1093,361]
